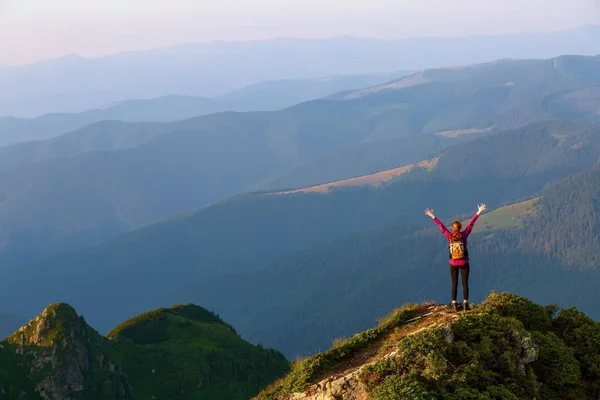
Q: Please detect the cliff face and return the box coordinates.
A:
[1,303,132,400]
[257,293,600,400]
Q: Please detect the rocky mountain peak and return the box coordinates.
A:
[3,302,133,400]
[257,292,600,400]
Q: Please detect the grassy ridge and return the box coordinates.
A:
[109,304,289,399]
[471,198,540,232]
[256,304,421,399]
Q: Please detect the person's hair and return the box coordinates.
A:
[451,220,462,240]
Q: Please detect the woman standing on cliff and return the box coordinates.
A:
[424,204,486,312]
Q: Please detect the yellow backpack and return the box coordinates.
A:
[449,238,467,260]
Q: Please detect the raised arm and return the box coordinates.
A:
[425,208,451,239]
[463,203,486,237]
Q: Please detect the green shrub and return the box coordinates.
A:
[531,331,583,400]
[370,373,434,400]
[551,307,600,392]
[363,312,537,399]
[478,292,552,332]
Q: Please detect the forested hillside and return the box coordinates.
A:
[338,55,600,137]
[499,166,600,267]
[190,162,600,357]
[0,303,288,399]
[0,120,170,174]
[260,133,471,190]
[0,101,377,263]
[4,121,600,358]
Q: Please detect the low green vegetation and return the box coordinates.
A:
[256,304,419,399]
[256,293,600,400]
[109,304,289,400]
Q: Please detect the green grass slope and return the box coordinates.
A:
[0,303,289,400]
[256,293,600,400]
[471,198,540,232]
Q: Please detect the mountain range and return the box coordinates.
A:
[0,55,598,267]
[1,51,600,369]
[1,25,598,117]
[0,72,409,147]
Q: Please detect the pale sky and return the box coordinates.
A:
[0,0,599,66]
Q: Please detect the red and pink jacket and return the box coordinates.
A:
[432,214,479,266]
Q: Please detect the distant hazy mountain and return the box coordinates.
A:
[1,25,598,117]
[334,55,600,140]
[215,73,409,111]
[0,102,377,263]
[0,55,598,266]
[0,120,170,173]
[0,72,408,146]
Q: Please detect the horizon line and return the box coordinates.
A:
[1,24,598,69]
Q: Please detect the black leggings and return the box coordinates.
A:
[450,264,470,301]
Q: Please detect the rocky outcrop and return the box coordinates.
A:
[276,303,541,400]
[286,312,454,400]
[8,303,133,400]
[290,369,367,400]
[510,328,539,374]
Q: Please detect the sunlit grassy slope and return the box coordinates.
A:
[278,158,438,194]
[471,198,540,233]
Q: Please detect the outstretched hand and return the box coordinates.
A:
[477,203,487,215]
[424,208,435,219]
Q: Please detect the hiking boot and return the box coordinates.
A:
[463,301,470,312]
[449,302,459,312]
